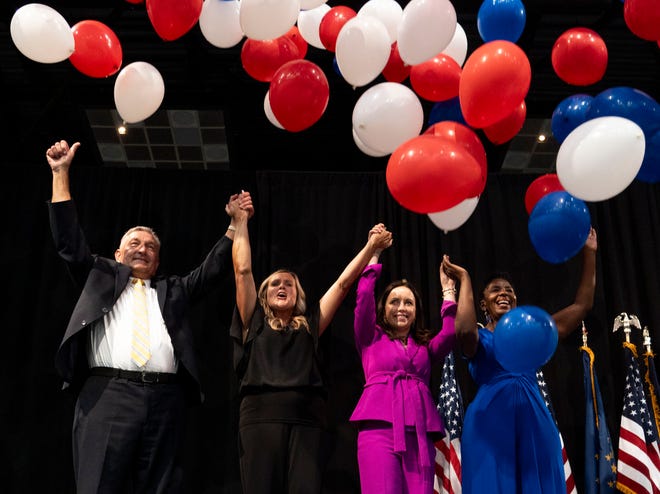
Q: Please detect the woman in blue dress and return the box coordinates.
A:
[443,227,597,494]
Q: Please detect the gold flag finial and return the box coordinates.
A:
[643,326,653,354]
[613,313,641,343]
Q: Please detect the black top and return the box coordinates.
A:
[230,303,327,426]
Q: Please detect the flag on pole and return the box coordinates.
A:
[434,352,463,494]
[615,341,660,494]
[536,370,577,494]
[580,345,617,493]
[643,347,660,438]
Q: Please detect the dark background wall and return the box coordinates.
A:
[3,165,660,492]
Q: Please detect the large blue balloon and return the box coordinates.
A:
[428,96,467,126]
[493,305,558,373]
[551,94,593,144]
[586,86,660,137]
[528,191,591,264]
[477,0,526,43]
[637,128,660,183]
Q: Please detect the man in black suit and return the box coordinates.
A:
[46,139,252,493]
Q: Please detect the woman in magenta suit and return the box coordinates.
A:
[350,226,474,494]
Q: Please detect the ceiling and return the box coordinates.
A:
[2,0,659,173]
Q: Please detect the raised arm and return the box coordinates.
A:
[318,224,392,335]
[353,226,392,349]
[553,227,598,339]
[229,192,257,338]
[442,255,478,358]
[46,140,80,203]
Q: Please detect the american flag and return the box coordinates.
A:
[536,369,577,494]
[616,342,660,494]
[434,352,463,494]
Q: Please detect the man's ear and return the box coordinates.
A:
[114,249,122,262]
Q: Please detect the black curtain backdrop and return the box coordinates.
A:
[3,165,660,493]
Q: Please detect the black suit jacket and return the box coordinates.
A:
[48,199,233,403]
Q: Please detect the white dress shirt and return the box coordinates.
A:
[87,277,178,373]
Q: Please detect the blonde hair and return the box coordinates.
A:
[258,269,310,332]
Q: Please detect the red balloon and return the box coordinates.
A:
[524,174,565,215]
[146,0,202,41]
[424,121,487,197]
[382,42,410,83]
[459,40,531,129]
[241,36,301,82]
[285,26,308,59]
[386,135,483,213]
[319,6,356,52]
[410,54,461,102]
[484,101,527,145]
[269,60,330,132]
[69,20,122,78]
[624,0,660,41]
[551,28,608,86]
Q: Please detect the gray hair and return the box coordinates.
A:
[119,226,161,250]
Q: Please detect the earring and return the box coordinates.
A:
[483,311,492,324]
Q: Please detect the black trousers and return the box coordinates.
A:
[238,421,325,494]
[72,375,186,494]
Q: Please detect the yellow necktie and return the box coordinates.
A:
[130,278,151,367]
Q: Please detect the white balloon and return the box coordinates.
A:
[239,0,301,41]
[397,0,457,65]
[358,0,403,44]
[200,0,244,48]
[10,3,74,63]
[336,16,391,88]
[556,116,645,202]
[428,196,480,233]
[352,82,424,154]
[264,91,284,129]
[114,62,165,124]
[352,127,389,157]
[441,22,467,67]
[300,0,327,9]
[297,4,330,50]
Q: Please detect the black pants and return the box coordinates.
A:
[238,421,325,494]
[73,375,186,494]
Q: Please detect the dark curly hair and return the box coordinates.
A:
[376,279,432,345]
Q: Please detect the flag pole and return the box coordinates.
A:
[641,325,660,439]
[612,312,641,344]
[580,321,599,428]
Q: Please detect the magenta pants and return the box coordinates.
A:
[357,422,436,494]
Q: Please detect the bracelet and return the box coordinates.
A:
[442,288,457,295]
[227,225,236,232]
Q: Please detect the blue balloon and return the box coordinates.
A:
[586,86,660,137]
[551,94,593,144]
[477,0,526,43]
[494,305,558,373]
[636,128,660,183]
[428,97,466,126]
[528,191,591,264]
[332,56,341,77]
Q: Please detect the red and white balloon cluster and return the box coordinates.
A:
[10,0,660,235]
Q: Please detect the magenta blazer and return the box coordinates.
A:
[349,264,457,468]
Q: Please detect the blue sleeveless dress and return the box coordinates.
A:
[461,328,565,494]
